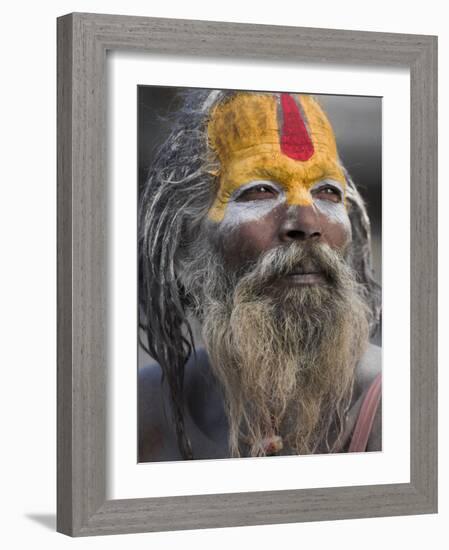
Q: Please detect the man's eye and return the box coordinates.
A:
[237,185,277,201]
[313,186,342,202]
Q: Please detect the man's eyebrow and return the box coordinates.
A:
[253,167,280,180]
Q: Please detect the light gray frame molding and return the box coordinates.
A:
[57,12,438,537]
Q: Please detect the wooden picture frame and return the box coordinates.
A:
[57,12,437,536]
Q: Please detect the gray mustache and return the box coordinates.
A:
[239,243,345,286]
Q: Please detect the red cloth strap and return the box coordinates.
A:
[348,373,382,453]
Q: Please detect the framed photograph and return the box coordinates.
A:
[57,12,437,536]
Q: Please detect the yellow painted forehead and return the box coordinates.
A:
[207,92,346,222]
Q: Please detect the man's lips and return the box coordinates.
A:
[262,258,330,287]
[285,270,326,284]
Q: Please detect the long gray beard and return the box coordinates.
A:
[181,241,371,457]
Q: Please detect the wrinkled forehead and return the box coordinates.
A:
[207,92,346,221]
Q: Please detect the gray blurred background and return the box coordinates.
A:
[138,87,382,362]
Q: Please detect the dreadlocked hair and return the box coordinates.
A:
[343,167,382,334]
[138,88,382,459]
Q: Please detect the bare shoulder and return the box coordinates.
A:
[138,349,227,461]
[354,342,382,395]
[350,342,382,452]
[138,363,182,461]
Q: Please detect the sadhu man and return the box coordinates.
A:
[138,90,382,461]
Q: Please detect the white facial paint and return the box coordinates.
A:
[311,179,351,229]
[219,180,286,231]
[217,178,350,233]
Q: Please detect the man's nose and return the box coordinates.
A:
[279,205,322,243]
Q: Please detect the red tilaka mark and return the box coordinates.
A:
[280,93,314,161]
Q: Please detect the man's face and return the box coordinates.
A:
[205,92,352,275]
